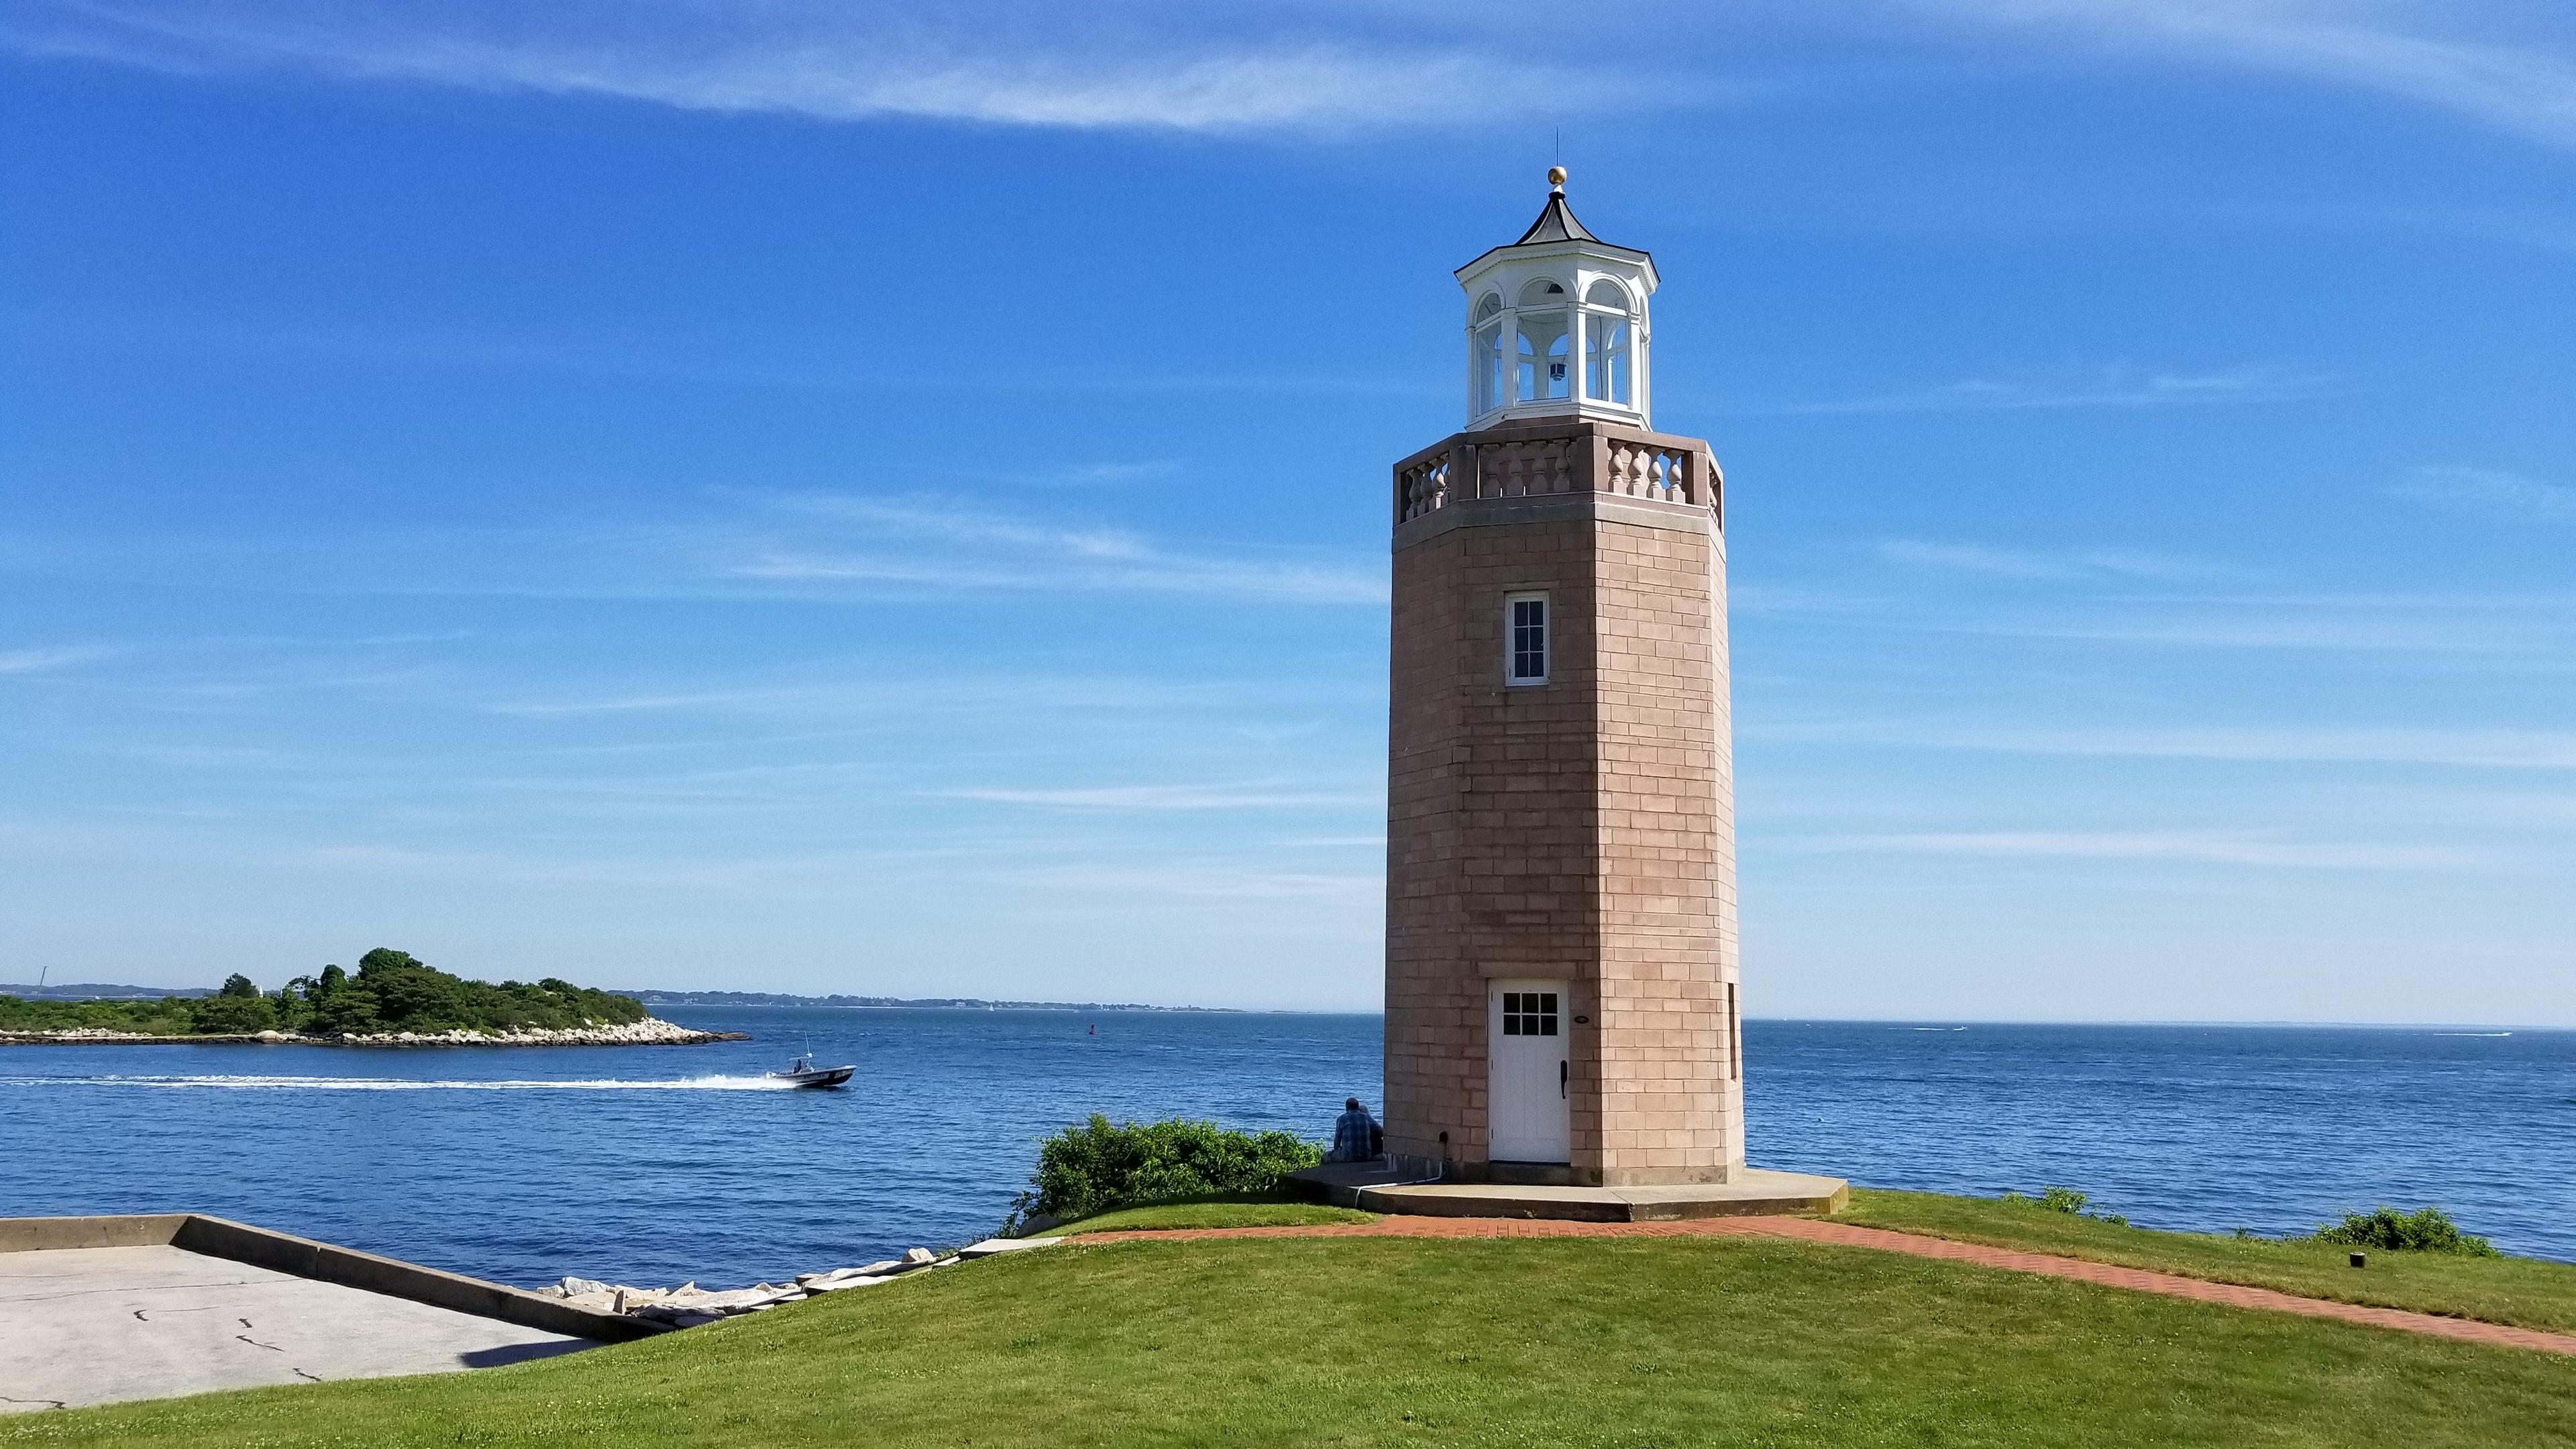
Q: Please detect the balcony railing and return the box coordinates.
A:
[1391,422,1720,531]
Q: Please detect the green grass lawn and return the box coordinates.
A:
[1839,1188,2576,1334]
[13,1230,2574,1447]
[1049,1200,1379,1234]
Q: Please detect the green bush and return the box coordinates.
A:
[1010,1115,1324,1230]
[0,996,196,1034]
[2000,1185,2128,1228]
[2314,1206,2499,1257]
[190,992,276,1034]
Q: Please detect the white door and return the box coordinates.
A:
[1488,979,1570,1163]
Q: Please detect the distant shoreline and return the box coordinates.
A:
[615,991,1246,1013]
[0,1018,749,1049]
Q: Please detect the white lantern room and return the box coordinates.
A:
[1456,168,1658,431]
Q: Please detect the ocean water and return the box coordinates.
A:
[2,1010,2567,1286]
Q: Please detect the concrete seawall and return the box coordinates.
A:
[0,1214,664,1344]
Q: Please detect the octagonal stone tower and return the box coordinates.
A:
[1383,172,1742,1187]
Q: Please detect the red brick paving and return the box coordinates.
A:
[1082,1215,2576,1358]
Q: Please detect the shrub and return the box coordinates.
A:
[190,992,276,1034]
[1010,1115,1323,1230]
[2314,1206,2499,1257]
[2000,1185,2127,1228]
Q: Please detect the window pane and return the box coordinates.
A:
[1509,597,1547,682]
[1517,310,1569,402]
[1474,323,1504,414]
[1584,313,1632,405]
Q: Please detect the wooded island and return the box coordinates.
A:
[0,948,651,1038]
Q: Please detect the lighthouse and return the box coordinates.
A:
[1381,170,1743,1187]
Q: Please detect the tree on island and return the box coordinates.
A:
[189,972,279,1034]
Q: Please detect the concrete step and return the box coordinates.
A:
[1289,1165,1848,1223]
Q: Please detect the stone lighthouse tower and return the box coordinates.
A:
[1383,170,1742,1187]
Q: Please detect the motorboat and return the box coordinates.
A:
[768,1053,855,1089]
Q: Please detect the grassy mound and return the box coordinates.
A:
[1839,1188,2576,1334]
[13,1224,2573,1446]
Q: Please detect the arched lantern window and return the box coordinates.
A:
[1472,294,1505,417]
[1515,279,1570,402]
[1581,278,1633,407]
[1456,172,1655,426]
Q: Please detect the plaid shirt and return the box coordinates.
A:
[1331,1106,1379,1162]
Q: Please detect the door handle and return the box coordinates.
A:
[1560,1059,1568,1099]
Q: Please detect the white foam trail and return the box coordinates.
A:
[1,1073,803,1092]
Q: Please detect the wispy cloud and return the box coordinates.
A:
[1,1,1609,134]
[949,784,1372,811]
[0,647,107,676]
[729,496,1387,606]
[1874,539,2231,583]
[1906,0,2576,152]
[1764,363,2328,416]
[1821,827,2486,870]
[1762,720,2576,770]
[1018,863,1377,898]
[3,492,1387,610]
[2389,466,2576,524]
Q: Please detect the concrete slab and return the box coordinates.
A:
[0,1244,593,1413]
[1289,1163,1848,1222]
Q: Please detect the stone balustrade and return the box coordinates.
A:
[1393,420,1721,530]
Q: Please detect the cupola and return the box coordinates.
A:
[1456,168,1657,430]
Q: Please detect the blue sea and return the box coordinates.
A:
[3,1012,2568,1285]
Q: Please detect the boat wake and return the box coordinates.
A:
[1,1073,804,1092]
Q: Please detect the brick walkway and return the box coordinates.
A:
[1083,1216,2576,1358]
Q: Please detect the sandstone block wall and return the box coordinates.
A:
[1383,421,1741,1186]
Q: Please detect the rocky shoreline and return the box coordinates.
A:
[539,1238,1063,1329]
[0,1016,748,1047]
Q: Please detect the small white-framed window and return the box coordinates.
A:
[1505,592,1549,686]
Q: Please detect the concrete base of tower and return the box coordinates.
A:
[1287,1163,1848,1222]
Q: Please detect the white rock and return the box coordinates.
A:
[802,1275,892,1293]
[957,1237,1063,1259]
[901,1247,936,1266]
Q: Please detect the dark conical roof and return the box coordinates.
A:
[1454,174,1652,280]
[1515,189,1598,246]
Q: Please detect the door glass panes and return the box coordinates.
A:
[1509,596,1547,683]
[1501,991,1560,1036]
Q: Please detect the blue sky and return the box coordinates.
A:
[3,1,2571,1020]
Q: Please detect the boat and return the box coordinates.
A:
[768,1053,855,1089]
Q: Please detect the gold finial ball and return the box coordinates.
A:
[1547,165,1568,186]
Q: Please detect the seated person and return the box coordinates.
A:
[1330,1096,1382,1163]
